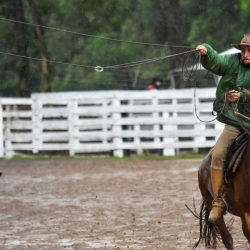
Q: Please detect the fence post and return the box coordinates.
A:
[162,111,176,156]
[4,105,14,158]
[102,99,109,147]
[194,123,206,153]
[68,99,77,156]
[32,97,42,154]
[132,122,142,155]
[112,95,123,157]
[152,95,161,145]
[162,96,176,156]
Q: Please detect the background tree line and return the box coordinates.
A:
[0,0,250,96]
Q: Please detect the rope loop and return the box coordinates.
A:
[94,66,104,72]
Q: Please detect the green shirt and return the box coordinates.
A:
[201,43,250,128]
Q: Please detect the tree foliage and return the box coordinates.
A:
[0,0,249,96]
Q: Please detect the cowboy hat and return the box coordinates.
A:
[232,34,250,49]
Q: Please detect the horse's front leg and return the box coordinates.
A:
[241,211,250,244]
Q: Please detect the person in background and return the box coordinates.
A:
[196,34,250,223]
[148,77,162,90]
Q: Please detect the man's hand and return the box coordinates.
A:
[228,90,240,103]
[196,45,207,56]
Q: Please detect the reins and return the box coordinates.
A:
[214,92,250,134]
[231,100,250,134]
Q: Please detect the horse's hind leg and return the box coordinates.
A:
[241,212,250,244]
[216,216,234,250]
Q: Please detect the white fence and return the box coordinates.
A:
[0,88,224,158]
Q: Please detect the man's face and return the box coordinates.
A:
[155,80,161,86]
[241,45,250,66]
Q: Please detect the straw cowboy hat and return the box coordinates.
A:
[232,34,250,49]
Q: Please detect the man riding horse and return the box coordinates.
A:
[196,34,250,223]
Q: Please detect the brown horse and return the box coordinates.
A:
[194,135,250,250]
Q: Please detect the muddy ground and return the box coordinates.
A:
[0,159,248,250]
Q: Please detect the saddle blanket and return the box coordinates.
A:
[224,132,248,183]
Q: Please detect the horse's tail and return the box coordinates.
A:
[187,200,220,249]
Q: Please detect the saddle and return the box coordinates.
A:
[224,132,248,183]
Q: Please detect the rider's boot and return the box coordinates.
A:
[208,168,226,223]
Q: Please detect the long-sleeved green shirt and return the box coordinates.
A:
[200,43,250,128]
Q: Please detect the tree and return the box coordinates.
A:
[187,0,243,51]
[11,0,30,96]
[1,0,250,95]
[28,0,51,92]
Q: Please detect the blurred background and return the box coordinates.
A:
[0,0,249,96]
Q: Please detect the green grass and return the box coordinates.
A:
[2,152,206,161]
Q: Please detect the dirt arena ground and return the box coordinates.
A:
[0,158,249,250]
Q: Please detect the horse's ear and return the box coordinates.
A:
[243,89,250,103]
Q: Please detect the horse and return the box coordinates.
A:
[193,132,250,250]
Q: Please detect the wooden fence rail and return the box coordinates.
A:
[0,88,223,158]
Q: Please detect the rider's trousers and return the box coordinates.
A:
[211,125,241,170]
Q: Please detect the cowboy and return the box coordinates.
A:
[196,34,250,223]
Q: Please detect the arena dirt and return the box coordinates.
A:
[0,159,248,250]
